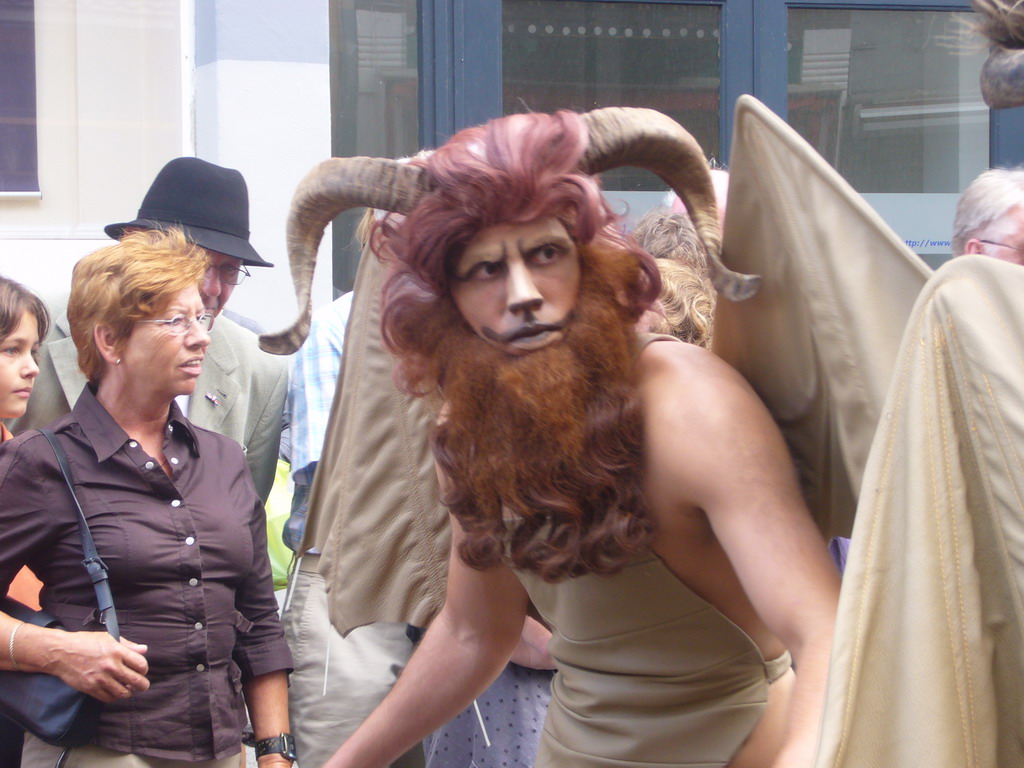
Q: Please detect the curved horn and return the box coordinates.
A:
[579,107,761,301]
[259,158,430,354]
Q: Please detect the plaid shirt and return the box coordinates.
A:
[284,292,353,550]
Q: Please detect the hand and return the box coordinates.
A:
[45,630,150,702]
[509,616,556,670]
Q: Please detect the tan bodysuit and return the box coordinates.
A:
[517,555,791,767]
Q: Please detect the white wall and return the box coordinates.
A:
[194,58,334,332]
[192,0,334,332]
[0,0,335,336]
[0,239,99,306]
[0,0,183,295]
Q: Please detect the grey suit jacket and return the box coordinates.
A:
[8,307,288,502]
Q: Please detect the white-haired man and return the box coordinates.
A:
[952,167,1024,266]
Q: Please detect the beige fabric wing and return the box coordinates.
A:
[814,254,1024,768]
[308,238,450,635]
[716,95,932,538]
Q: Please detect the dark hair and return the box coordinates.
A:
[0,276,50,343]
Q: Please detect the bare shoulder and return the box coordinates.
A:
[637,339,761,424]
[636,339,795,510]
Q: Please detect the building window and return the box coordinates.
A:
[0,0,39,194]
[0,0,183,237]
[330,0,419,289]
[787,7,987,264]
[788,8,987,194]
[504,0,721,192]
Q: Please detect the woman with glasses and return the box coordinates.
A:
[0,229,294,768]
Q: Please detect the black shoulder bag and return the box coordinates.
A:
[0,429,119,746]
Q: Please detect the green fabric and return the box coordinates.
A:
[264,459,294,590]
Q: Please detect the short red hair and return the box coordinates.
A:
[69,228,208,384]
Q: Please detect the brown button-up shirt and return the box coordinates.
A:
[0,386,292,761]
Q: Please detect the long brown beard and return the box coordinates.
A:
[434,245,654,582]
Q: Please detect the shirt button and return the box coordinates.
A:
[171,500,181,508]
[185,536,195,545]
[194,621,204,631]
[195,663,206,672]
[145,461,155,470]
[188,578,199,587]
[170,457,179,465]
[128,441,138,448]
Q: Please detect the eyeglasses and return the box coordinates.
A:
[139,312,215,336]
[978,239,1024,257]
[209,263,251,286]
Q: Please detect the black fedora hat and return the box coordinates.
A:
[104,157,273,268]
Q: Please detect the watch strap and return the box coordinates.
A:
[253,733,297,761]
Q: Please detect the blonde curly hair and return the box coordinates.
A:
[646,259,714,348]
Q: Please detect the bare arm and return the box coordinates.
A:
[0,614,149,702]
[323,517,529,768]
[641,343,840,768]
[244,670,292,768]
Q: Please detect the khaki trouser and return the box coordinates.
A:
[21,734,239,768]
[282,555,421,768]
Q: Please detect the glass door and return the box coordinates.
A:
[503,0,724,223]
[327,0,1019,276]
[329,0,419,289]
[786,7,988,266]
[497,0,994,260]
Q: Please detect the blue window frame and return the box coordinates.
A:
[419,0,1023,167]
[420,0,502,148]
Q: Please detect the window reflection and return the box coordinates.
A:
[788,9,987,194]
[332,0,419,159]
[330,0,418,289]
[503,0,721,192]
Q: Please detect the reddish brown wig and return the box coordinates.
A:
[377,110,662,581]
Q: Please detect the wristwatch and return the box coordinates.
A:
[253,733,297,763]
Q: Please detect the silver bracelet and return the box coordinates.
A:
[8,622,22,671]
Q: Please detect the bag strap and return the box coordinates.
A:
[38,429,120,640]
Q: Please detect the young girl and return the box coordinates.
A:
[0,276,50,766]
[1,276,50,604]
[0,276,47,436]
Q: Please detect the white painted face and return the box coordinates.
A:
[450,218,581,356]
[0,311,41,420]
[967,203,1024,266]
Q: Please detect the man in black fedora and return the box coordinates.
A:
[105,157,275,319]
[10,157,288,502]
